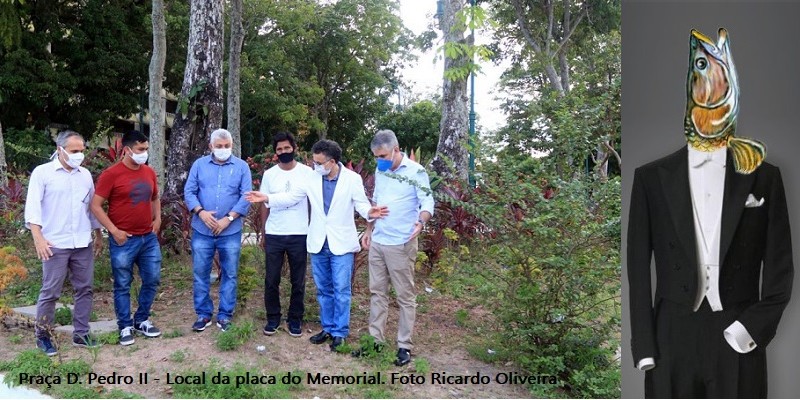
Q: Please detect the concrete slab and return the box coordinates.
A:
[54,319,118,335]
[12,303,117,334]
[12,303,72,319]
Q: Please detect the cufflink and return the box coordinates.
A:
[748,341,755,349]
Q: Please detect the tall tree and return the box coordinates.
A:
[149,0,167,192]
[430,0,470,182]
[227,0,244,157]
[165,0,225,200]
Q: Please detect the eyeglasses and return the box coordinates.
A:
[312,158,332,167]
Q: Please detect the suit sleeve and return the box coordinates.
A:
[735,167,793,347]
[627,167,658,366]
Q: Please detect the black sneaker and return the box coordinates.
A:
[263,320,279,336]
[72,333,100,348]
[119,326,135,346]
[192,317,212,332]
[36,337,58,356]
[395,348,411,366]
[287,320,302,337]
[309,330,332,344]
[217,319,231,332]
[134,320,162,337]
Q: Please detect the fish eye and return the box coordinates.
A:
[695,58,707,70]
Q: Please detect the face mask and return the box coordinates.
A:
[213,148,232,161]
[129,149,149,165]
[376,149,395,172]
[314,163,331,176]
[277,152,295,164]
[60,147,85,168]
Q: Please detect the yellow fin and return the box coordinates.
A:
[727,136,766,174]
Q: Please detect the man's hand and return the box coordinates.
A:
[111,228,130,246]
[92,232,104,257]
[212,217,231,236]
[361,229,372,250]
[409,221,424,240]
[245,191,268,203]
[368,205,389,220]
[152,216,162,234]
[33,235,55,261]
[199,210,218,231]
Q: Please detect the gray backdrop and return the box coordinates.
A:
[621,1,800,397]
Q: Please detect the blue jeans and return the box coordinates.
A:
[109,232,162,330]
[310,241,354,338]
[191,230,242,321]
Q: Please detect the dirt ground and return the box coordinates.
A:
[0,255,534,399]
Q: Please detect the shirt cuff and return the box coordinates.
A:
[724,320,757,353]
[636,357,655,371]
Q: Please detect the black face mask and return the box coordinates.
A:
[277,152,295,164]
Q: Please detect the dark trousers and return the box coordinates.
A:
[264,234,307,323]
[36,246,94,338]
[645,298,767,398]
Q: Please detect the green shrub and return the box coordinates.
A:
[432,155,621,398]
[215,320,255,351]
[55,305,72,325]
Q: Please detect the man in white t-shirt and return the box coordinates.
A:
[260,132,313,337]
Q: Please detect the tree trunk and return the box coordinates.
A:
[227,0,244,157]
[0,120,7,188]
[430,0,469,183]
[149,0,167,194]
[165,0,225,200]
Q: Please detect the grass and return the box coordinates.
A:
[163,328,184,338]
[9,333,24,344]
[413,357,431,374]
[169,349,187,363]
[215,319,256,351]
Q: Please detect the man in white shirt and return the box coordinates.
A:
[24,130,103,355]
[245,139,388,352]
[356,129,434,366]
[259,132,313,337]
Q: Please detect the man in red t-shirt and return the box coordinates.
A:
[91,130,163,346]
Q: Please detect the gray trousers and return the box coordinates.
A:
[35,246,94,338]
[368,238,418,350]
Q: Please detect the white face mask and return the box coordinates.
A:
[314,163,332,176]
[213,148,232,161]
[60,147,85,168]
[129,149,149,165]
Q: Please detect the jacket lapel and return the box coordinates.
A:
[719,150,756,263]
[658,147,698,265]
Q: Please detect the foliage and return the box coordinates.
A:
[429,150,620,397]
[0,174,25,240]
[0,245,27,314]
[157,197,191,254]
[237,0,416,157]
[215,319,256,351]
[1,127,52,171]
[237,246,261,308]
[0,0,151,136]
[441,5,495,80]
[349,99,442,164]
[54,305,72,326]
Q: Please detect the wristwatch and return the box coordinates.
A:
[194,207,204,214]
[227,214,235,222]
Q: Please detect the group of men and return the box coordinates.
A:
[25,128,433,367]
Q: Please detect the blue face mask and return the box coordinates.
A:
[376,149,395,172]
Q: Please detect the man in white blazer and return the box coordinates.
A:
[245,139,388,351]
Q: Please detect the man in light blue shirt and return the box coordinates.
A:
[358,129,434,366]
[184,129,252,332]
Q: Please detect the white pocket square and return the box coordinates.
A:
[744,194,765,208]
